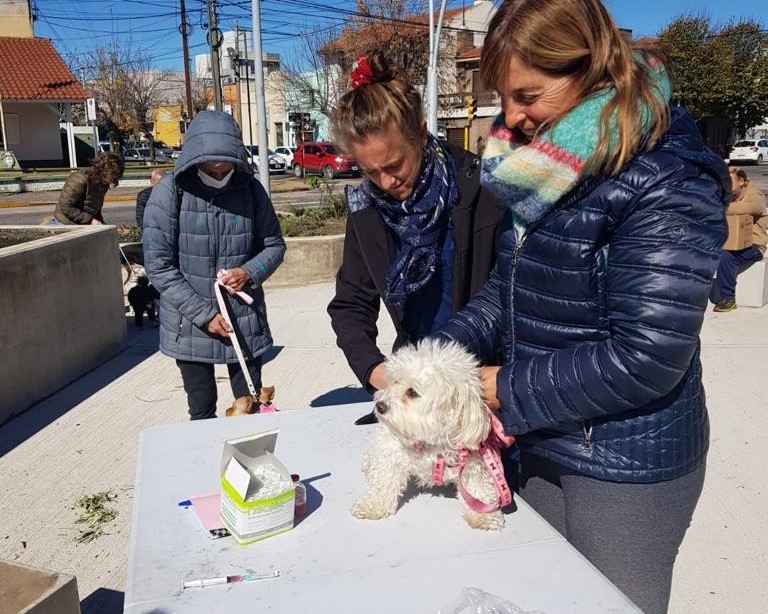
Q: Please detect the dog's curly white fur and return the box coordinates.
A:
[350,338,505,530]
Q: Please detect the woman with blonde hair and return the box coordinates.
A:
[327,52,502,406]
[54,152,125,225]
[435,0,729,611]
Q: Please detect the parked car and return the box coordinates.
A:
[245,146,286,174]
[153,141,175,158]
[123,148,171,165]
[292,141,359,179]
[729,139,768,165]
[273,146,296,167]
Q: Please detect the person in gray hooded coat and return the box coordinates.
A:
[143,111,286,420]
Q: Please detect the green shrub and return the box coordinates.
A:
[278,206,346,237]
[116,226,142,243]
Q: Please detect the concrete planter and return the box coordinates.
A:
[265,234,344,287]
[0,226,127,426]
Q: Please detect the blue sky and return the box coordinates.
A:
[605,0,767,37]
[32,0,767,73]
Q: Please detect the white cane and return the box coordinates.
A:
[213,273,258,398]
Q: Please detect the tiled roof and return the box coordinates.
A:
[323,6,469,53]
[456,47,482,60]
[0,37,86,101]
[634,36,658,48]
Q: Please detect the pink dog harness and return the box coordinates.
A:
[431,411,515,512]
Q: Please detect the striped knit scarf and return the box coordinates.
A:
[358,134,457,308]
[481,58,671,226]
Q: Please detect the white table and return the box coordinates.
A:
[124,403,641,613]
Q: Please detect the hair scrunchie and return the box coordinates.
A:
[350,55,374,89]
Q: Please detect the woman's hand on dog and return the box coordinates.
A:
[479,366,501,411]
[368,363,389,390]
[207,313,232,337]
[218,267,250,292]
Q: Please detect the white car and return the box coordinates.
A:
[273,146,295,168]
[246,146,287,174]
[729,139,768,165]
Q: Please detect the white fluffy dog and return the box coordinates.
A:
[350,338,513,531]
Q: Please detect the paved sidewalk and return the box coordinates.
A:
[0,282,765,614]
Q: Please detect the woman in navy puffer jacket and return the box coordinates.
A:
[436,1,729,612]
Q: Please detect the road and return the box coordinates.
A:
[1,166,765,227]
[0,176,360,227]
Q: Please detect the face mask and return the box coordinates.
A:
[197,167,234,189]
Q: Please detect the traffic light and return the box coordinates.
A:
[467,97,478,123]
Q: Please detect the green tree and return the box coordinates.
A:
[657,15,768,136]
[283,0,452,120]
[79,41,173,152]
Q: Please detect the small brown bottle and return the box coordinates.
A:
[291,474,307,519]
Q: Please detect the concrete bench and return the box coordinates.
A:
[737,256,768,307]
[0,560,80,614]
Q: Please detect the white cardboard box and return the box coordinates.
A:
[219,429,295,545]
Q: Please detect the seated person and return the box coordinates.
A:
[713,167,767,312]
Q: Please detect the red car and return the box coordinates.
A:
[292,141,359,179]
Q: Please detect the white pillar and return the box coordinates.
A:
[64,103,77,168]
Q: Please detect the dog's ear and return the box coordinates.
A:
[448,371,490,450]
[259,386,275,403]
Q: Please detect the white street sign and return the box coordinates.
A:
[86,98,97,122]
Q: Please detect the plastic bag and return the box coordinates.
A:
[438,587,549,614]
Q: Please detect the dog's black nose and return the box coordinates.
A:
[374,401,388,415]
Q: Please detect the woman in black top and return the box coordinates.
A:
[327,51,502,394]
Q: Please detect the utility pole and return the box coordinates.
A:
[179,0,194,121]
[251,0,270,197]
[241,30,254,150]
[426,0,449,135]
[207,0,223,111]
[234,22,243,128]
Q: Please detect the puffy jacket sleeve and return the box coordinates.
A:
[239,178,286,286]
[495,167,728,434]
[435,263,504,362]
[135,187,151,228]
[327,214,386,390]
[56,173,90,224]
[142,178,218,329]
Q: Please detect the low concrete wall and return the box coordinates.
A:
[0,177,155,194]
[265,234,344,287]
[0,226,127,426]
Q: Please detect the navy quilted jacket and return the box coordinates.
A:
[143,111,285,363]
[438,109,729,482]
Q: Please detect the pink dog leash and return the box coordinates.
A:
[432,411,515,512]
[215,269,253,305]
[213,269,257,397]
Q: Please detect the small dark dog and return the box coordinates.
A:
[127,276,160,328]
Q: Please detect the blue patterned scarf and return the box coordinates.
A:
[353,135,457,307]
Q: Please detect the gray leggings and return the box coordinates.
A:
[519,452,705,614]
